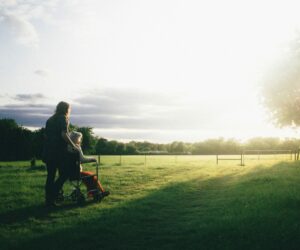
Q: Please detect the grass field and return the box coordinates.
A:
[1,155,300,250]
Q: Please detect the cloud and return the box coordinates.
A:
[0,103,53,127]
[1,12,39,47]
[0,0,17,8]
[13,93,46,102]
[70,87,220,130]
[34,69,50,77]
[0,0,60,48]
[0,88,187,128]
[0,88,223,133]
[73,88,185,115]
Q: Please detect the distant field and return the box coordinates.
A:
[1,155,300,250]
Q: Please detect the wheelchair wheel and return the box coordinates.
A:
[77,192,86,205]
[56,190,64,202]
[70,189,78,202]
[71,188,86,204]
[93,192,103,203]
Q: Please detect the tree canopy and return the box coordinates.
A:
[0,118,299,161]
[262,35,300,126]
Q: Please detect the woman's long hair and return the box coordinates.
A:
[55,101,70,118]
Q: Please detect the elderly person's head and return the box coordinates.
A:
[69,131,83,145]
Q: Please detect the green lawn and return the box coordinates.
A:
[1,155,300,250]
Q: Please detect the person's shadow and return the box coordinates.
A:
[0,200,95,225]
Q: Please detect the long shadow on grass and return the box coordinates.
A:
[3,161,300,250]
[0,201,96,225]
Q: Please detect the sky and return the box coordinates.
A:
[1,0,300,142]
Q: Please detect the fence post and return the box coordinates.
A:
[145,154,147,166]
[241,152,244,166]
[97,155,100,177]
[216,154,218,165]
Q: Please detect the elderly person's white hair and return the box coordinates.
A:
[69,131,83,143]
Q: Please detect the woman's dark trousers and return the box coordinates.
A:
[45,160,69,204]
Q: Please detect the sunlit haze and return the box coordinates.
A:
[1,0,300,142]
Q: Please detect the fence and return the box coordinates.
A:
[216,154,244,166]
[97,154,150,166]
[95,150,297,167]
[243,149,294,161]
[215,149,295,166]
[96,154,211,166]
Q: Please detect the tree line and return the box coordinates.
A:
[0,118,299,161]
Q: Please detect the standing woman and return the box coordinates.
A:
[43,101,78,207]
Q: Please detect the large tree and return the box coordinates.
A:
[0,119,35,160]
[263,35,300,126]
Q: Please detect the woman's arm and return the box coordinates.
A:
[61,131,79,151]
[77,146,96,163]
